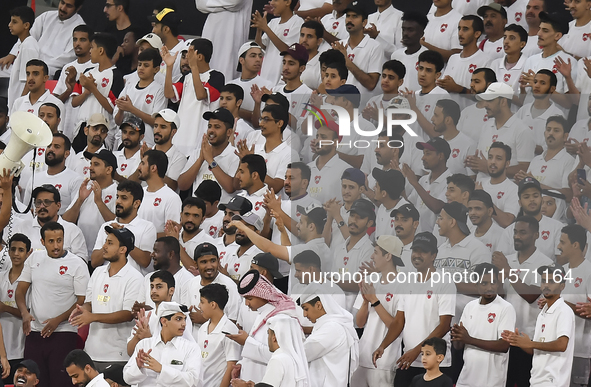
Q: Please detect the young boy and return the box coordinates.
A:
[11,59,64,117]
[6,6,39,113]
[411,338,453,387]
[362,60,406,124]
[71,33,124,152]
[197,283,240,387]
[114,48,166,147]
[218,83,253,144]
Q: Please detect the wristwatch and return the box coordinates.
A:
[371,300,381,308]
[208,161,218,170]
[337,220,346,228]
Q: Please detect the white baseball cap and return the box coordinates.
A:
[136,33,163,50]
[153,108,181,129]
[236,41,265,72]
[475,82,514,101]
[376,235,405,266]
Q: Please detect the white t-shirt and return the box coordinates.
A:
[527,148,577,189]
[23,167,85,215]
[479,177,520,217]
[114,148,141,179]
[0,270,26,359]
[84,261,143,362]
[8,36,39,113]
[423,9,462,51]
[11,90,65,122]
[490,54,529,95]
[408,169,453,233]
[161,144,187,182]
[18,250,89,333]
[457,102,489,143]
[230,75,274,113]
[443,50,491,89]
[506,0,529,31]
[225,245,263,281]
[516,102,566,148]
[254,141,292,181]
[137,185,182,233]
[503,215,564,259]
[368,6,404,57]
[563,260,591,358]
[523,51,578,94]
[300,52,322,91]
[391,46,428,93]
[260,15,305,85]
[197,315,241,387]
[558,20,591,60]
[307,154,351,205]
[480,37,505,60]
[320,11,348,41]
[445,131,477,176]
[413,86,451,140]
[340,35,385,106]
[471,221,513,255]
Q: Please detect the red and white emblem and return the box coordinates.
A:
[145,94,154,104]
[497,191,504,199]
[204,340,208,348]
[55,184,62,190]
[7,289,13,298]
[38,148,45,156]
[283,29,289,37]
[468,64,477,73]
[551,64,558,74]
[104,195,113,204]
[59,265,68,275]
[220,251,226,260]
[27,109,34,113]
[120,163,127,171]
[254,201,263,211]
[515,12,522,21]
[209,226,217,236]
[154,198,162,206]
[541,230,550,240]
[234,263,240,271]
[584,33,591,41]
[424,105,431,112]
[83,166,90,175]
[452,149,460,158]
[101,78,109,88]
[343,256,349,266]
[385,293,393,302]
[492,134,498,142]
[415,62,419,70]
[486,243,492,250]
[103,284,109,293]
[504,74,511,82]
[540,165,547,173]
[347,53,355,61]
[487,312,496,323]
[541,323,545,332]
[575,277,583,288]
[332,21,339,30]
[496,46,502,52]
[314,175,321,184]
[440,24,448,32]
[427,290,433,299]
[483,114,488,121]
[390,218,395,228]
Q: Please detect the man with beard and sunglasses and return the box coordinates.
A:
[91,180,157,276]
[23,133,84,216]
[67,113,109,180]
[114,117,144,180]
[11,184,88,261]
[64,349,110,387]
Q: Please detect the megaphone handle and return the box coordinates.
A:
[12,147,37,215]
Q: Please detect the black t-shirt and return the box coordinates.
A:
[410,374,453,387]
[105,24,134,75]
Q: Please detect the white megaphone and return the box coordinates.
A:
[1,111,53,177]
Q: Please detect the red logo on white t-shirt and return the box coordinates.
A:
[55,184,62,190]
[348,54,355,61]
[291,101,297,109]
[575,277,583,288]
[468,64,477,73]
[254,201,263,211]
[120,164,127,171]
[332,21,339,30]
[541,230,550,240]
[7,289,13,298]
[390,218,395,228]
[154,198,162,206]
[59,265,68,275]
[385,293,393,302]
[83,166,90,175]
[496,46,502,52]
[584,33,591,41]
[208,226,217,236]
[486,243,492,250]
[427,290,433,299]
[234,263,240,271]
[541,323,545,332]
[220,251,226,260]
[104,195,112,204]
[283,29,289,37]
[504,74,511,82]
[487,313,496,323]
[296,211,301,217]
[204,340,208,348]
[492,134,498,142]
[101,78,109,88]
[145,94,154,104]
[343,256,349,266]
[103,284,109,293]
[27,109,34,113]
[424,105,431,112]
[540,165,547,173]
[38,148,45,156]
[452,149,460,158]
[551,64,558,74]
[497,191,504,199]
[515,12,522,21]
[415,62,419,70]
[314,175,321,184]
[440,24,448,33]
[483,114,488,122]
[234,131,239,138]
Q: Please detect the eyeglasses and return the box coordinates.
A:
[259,117,279,124]
[34,199,55,208]
[104,3,116,7]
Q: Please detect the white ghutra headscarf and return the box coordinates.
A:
[267,314,310,387]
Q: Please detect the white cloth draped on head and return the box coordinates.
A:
[301,283,360,380]
[543,191,568,224]
[267,314,310,387]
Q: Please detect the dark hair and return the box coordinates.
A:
[33,187,60,203]
[378,131,405,157]
[302,296,321,308]
[155,236,181,258]
[182,197,206,217]
[436,99,461,126]
[40,221,64,240]
[562,224,587,252]
[190,38,213,63]
[90,33,119,58]
[221,84,245,103]
[26,59,48,77]
[41,102,62,119]
[515,215,539,233]
[301,212,326,234]
[473,68,497,83]
[474,262,499,277]
[137,48,162,68]
[287,162,311,183]
[9,233,31,252]
[0,142,5,151]
[10,6,35,28]
[63,349,95,370]
[195,180,221,204]
[325,62,348,80]
[382,60,406,80]
[144,149,168,178]
[418,50,444,73]
[461,15,484,34]
[73,24,93,37]
[53,133,72,151]
[504,24,528,42]
[262,104,289,132]
[241,154,267,183]
[319,49,346,67]
[546,115,570,133]
[293,250,322,270]
[447,174,475,194]
[150,270,175,288]
[536,69,558,88]
[422,337,447,356]
[118,179,144,202]
[301,20,324,40]
[114,0,130,14]
[489,141,512,161]
[401,11,429,29]
[200,283,229,310]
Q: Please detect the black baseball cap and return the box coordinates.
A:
[83,149,118,170]
[120,115,146,135]
[416,138,451,161]
[326,84,361,107]
[341,168,365,187]
[203,108,234,127]
[469,189,497,215]
[442,202,470,236]
[104,226,135,255]
[296,203,327,226]
[537,264,567,282]
[148,7,182,27]
[350,198,376,221]
[372,168,405,199]
[411,232,438,254]
[194,242,218,260]
[343,1,368,20]
[219,195,253,214]
[32,184,61,202]
[261,93,290,112]
[518,176,542,196]
[16,360,40,377]
[252,252,283,279]
[390,203,420,221]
